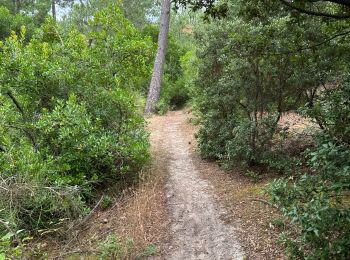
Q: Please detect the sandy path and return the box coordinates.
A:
[149,111,244,260]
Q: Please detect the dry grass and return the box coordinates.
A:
[47,154,169,259]
[44,115,172,259]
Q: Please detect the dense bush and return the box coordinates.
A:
[194,11,299,168]
[0,3,152,247]
[225,116,281,165]
[267,78,350,259]
[194,0,350,164]
[0,6,35,40]
[35,96,125,187]
[193,1,350,258]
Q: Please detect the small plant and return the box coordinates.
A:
[269,218,285,229]
[245,170,259,182]
[0,227,36,259]
[100,195,113,210]
[0,230,23,259]
[99,235,134,259]
[138,244,158,258]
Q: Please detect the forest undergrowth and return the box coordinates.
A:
[1,0,350,259]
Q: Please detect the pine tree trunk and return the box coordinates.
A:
[52,0,57,21]
[145,0,171,115]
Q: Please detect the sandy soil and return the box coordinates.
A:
[149,111,244,260]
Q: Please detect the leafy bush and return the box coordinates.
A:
[34,96,130,186]
[267,80,350,259]
[197,110,294,172]
[157,76,190,113]
[0,4,152,255]
[99,235,134,259]
[196,112,237,160]
[0,7,35,40]
[225,116,280,166]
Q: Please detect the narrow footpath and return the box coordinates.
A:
[149,111,244,260]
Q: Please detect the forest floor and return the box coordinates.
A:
[49,109,286,259]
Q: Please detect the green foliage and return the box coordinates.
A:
[305,78,350,144]
[196,112,237,160]
[193,0,350,163]
[267,79,350,259]
[0,3,153,256]
[65,0,157,33]
[225,116,281,166]
[0,0,57,25]
[193,1,350,258]
[0,6,35,40]
[244,170,259,181]
[0,178,87,235]
[35,96,125,187]
[138,244,159,258]
[100,195,113,210]
[98,235,158,259]
[120,0,157,29]
[0,230,24,258]
[99,235,134,259]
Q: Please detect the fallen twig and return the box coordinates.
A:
[67,195,103,233]
[63,196,104,251]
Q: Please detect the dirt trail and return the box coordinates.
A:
[149,111,244,260]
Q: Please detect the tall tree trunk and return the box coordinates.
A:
[145,0,171,115]
[52,0,57,21]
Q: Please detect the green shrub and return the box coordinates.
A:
[99,235,134,259]
[267,80,350,259]
[138,244,159,258]
[225,116,281,166]
[0,6,35,40]
[0,230,24,259]
[0,3,152,254]
[100,196,113,210]
[158,76,190,113]
[35,96,122,186]
[0,175,87,237]
[196,112,237,160]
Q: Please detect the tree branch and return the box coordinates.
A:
[6,91,25,118]
[5,91,38,151]
[272,29,350,55]
[293,30,350,52]
[279,0,350,19]
[4,123,38,148]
